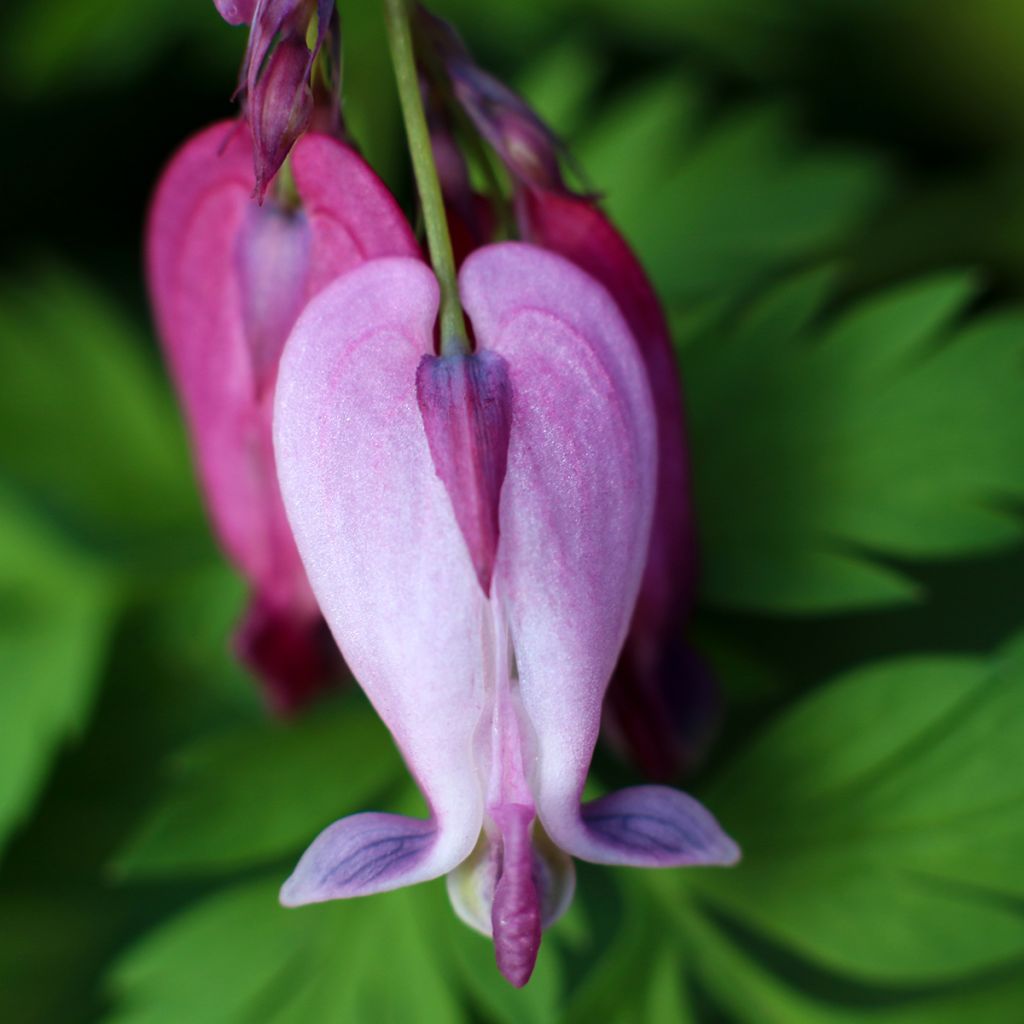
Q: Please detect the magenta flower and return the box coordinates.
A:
[213,0,339,199]
[145,120,418,711]
[273,243,738,986]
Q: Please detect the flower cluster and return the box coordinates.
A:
[146,0,738,987]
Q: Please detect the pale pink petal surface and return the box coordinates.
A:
[275,259,487,893]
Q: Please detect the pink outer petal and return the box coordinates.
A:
[145,123,418,615]
[274,259,487,883]
[519,188,696,629]
[458,243,658,859]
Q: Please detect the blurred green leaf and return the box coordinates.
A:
[686,269,1024,612]
[576,79,888,308]
[0,491,115,858]
[0,0,235,98]
[690,635,1024,985]
[115,694,401,879]
[0,268,206,568]
[105,877,467,1024]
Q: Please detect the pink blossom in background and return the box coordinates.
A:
[145,120,419,711]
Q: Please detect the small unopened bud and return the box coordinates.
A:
[250,34,315,199]
[415,7,565,192]
[215,0,339,200]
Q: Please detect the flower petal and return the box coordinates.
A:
[416,351,512,594]
[213,0,257,25]
[280,813,440,905]
[146,123,418,708]
[274,258,487,884]
[575,785,739,867]
[520,188,703,780]
[458,243,658,855]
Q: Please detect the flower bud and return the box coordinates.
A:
[215,0,339,200]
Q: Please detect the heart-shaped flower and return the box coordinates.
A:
[273,243,738,985]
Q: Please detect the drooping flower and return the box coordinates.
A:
[273,243,738,986]
[418,13,717,777]
[213,0,339,200]
[145,120,419,711]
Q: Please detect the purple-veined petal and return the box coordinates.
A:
[281,813,439,904]
[274,259,487,896]
[457,243,658,867]
[576,786,739,867]
[416,351,512,595]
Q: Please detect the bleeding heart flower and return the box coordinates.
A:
[145,120,419,711]
[273,243,739,987]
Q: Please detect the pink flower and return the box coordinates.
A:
[273,244,738,986]
[145,121,418,711]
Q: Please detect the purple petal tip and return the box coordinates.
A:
[416,351,512,594]
[491,804,542,988]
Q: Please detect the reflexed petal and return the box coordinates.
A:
[575,786,739,867]
[458,243,658,857]
[281,814,441,905]
[274,258,487,871]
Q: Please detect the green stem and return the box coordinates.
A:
[383,0,469,355]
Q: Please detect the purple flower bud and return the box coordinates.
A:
[249,33,315,200]
[145,121,419,712]
[216,0,339,200]
[416,9,563,191]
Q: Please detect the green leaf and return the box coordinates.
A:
[686,270,1024,613]
[691,636,1024,985]
[104,877,467,1024]
[1,0,235,98]
[0,490,115,857]
[0,268,206,567]
[114,694,402,879]
[576,82,888,307]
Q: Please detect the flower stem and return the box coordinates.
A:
[383,0,469,356]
